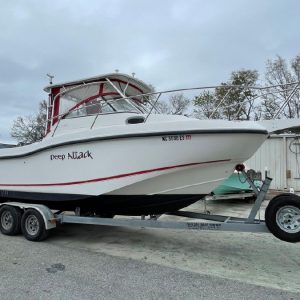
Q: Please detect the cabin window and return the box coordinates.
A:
[85,98,102,115]
[64,94,142,119]
[112,99,139,112]
[64,97,115,119]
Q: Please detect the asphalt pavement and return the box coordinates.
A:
[0,234,299,300]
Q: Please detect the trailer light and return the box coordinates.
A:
[49,218,57,224]
[235,164,245,172]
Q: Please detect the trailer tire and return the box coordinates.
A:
[265,193,300,243]
[0,205,22,236]
[21,209,49,242]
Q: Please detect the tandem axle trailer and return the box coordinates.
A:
[0,170,300,243]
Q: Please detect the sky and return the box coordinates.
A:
[0,0,299,143]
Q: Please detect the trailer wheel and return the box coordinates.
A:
[0,205,22,235]
[265,194,300,243]
[21,209,49,242]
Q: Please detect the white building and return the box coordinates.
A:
[246,134,300,191]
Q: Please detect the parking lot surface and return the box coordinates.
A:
[0,234,299,300]
[1,200,300,299]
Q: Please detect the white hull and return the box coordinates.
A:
[0,119,266,198]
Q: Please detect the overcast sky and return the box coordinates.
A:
[0,0,299,143]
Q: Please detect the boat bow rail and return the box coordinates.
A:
[44,76,300,138]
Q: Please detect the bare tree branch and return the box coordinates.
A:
[11,100,47,145]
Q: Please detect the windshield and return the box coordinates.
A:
[64,95,148,119]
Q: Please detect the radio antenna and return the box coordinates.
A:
[46,73,54,85]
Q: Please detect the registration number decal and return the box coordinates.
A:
[161,135,192,142]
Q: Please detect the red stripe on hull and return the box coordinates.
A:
[0,159,230,187]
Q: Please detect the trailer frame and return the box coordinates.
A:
[0,171,275,241]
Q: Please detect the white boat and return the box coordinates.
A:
[0,73,268,215]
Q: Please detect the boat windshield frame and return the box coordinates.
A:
[57,82,150,116]
[47,77,155,129]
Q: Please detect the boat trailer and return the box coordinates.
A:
[0,167,300,243]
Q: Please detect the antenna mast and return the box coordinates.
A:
[46,73,54,85]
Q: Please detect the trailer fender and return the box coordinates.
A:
[0,202,56,230]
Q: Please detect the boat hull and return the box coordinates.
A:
[0,191,203,215]
[0,121,267,215]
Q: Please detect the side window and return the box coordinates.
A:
[65,97,115,118]
[65,105,87,118]
[107,98,140,113]
[86,98,101,115]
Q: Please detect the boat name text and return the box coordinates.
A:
[50,151,94,161]
[161,135,192,142]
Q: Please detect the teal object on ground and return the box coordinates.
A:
[213,172,255,195]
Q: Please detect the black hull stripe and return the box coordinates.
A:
[0,191,205,215]
[0,129,267,159]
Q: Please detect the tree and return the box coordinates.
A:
[193,69,259,120]
[193,90,220,119]
[11,100,47,145]
[262,55,300,119]
[291,55,300,117]
[157,93,190,115]
[215,69,259,120]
